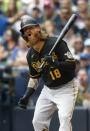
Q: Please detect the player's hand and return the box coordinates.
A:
[18,88,35,109]
[44,55,54,64]
[18,97,29,109]
[44,55,59,66]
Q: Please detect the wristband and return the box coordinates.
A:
[23,87,35,99]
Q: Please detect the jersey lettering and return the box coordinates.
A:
[50,69,61,80]
[32,58,48,72]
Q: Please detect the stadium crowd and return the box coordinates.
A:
[0,0,90,108]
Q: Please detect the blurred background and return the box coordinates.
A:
[0,0,90,131]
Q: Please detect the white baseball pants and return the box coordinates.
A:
[32,79,78,131]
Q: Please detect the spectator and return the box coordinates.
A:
[70,34,84,58]
[31,6,41,20]
[51,0,61,13]
[38,0,61,32]
[7,36,28,68]
[5,0,18,17]
[60,0,78,13]
[63,27,75,45]
[74,0,89,35]
[0,9,26,37]
[77,0,88,19]
[80,54,89,68]
[27,0,43,16]
[80,54,90,84]
[74,56,80,76]
[60,0,72,10]
[82,15,90,39]
[75,14,90,39]
[0,28,19,61]
[84,38,90,55]
[77,69,90,107]
[3,0,21,12]
[44,20,59,37]
[75,0,88,29]
[58,7,72,31]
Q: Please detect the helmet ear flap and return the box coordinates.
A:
[21,33,28,42]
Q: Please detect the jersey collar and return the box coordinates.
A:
[33,40,45,53]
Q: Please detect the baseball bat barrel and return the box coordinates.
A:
[48,13,77,55]
[39,14,78,70]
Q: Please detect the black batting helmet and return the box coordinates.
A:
[20,16,39,41]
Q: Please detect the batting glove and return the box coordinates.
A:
[18,88,35,109]
[44,55,59,66]
[18,97,28,109]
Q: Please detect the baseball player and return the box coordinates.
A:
[18,16,78,131]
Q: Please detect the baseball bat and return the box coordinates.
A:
[39,13,78,70]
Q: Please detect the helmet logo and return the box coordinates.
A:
[23,19,26,24]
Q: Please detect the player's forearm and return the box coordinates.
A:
[18,78,39,109]
[28,78,40,89]
[8,10,26,24]
[23,78,40,99]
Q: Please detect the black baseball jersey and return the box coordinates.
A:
[26,37,76,88]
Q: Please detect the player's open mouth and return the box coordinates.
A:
[28,33,31,36]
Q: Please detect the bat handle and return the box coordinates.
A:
[38,61,45,71]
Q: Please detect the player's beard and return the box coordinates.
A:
[26,31,41,48]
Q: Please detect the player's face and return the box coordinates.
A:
[23,26,41,48]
